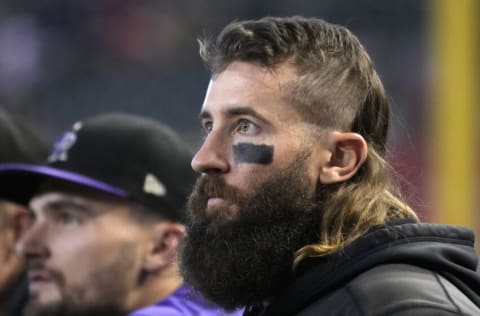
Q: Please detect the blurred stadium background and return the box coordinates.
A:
[0,0,478,246]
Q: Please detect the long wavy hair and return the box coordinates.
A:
[199,16,418,263]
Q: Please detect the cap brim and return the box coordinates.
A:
[0,163,127,205]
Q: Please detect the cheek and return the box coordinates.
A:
[0,234,7,260]
[50,231,130,279]
[233,165,273,196]
[29,234,100,306]
[50,234,102,275]
[72,239,140,304]
[233,143,274,165]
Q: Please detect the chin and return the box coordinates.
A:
[30,286,62,307]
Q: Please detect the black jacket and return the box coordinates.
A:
[5,274,28,316]
[246,221,480,316]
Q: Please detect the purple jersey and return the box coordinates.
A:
[128,284,243,316]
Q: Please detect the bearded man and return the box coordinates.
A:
[180,16,480,316]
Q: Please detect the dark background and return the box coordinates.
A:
[0,0,432,219]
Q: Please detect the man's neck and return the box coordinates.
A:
[125,264,184,312]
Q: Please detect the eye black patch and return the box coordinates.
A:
[233,143,273,165]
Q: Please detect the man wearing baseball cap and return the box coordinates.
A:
[0,113,242,316]
[0,111,49,316]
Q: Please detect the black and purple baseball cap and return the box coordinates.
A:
[0,113,197,222]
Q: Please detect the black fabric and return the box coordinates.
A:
[5,273,28,316]
[247,222,480,316]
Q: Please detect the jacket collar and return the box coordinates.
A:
[258,221,478,316]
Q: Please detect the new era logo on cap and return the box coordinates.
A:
[143,173,166,197]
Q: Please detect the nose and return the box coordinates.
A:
[191,133,230,175]
[16,221,50,260]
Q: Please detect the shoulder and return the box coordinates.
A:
[345,263,479,315]
[129,305,242,316]
[129,286,243,316]
[296,264,479,316]
[128,306,183,316]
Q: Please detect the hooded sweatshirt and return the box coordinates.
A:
[246,221,480,316]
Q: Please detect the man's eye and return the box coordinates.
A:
[202,121,213,133]
[237,120,258,135]
[54,212,81,226]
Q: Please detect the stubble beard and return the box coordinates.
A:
[23,299,124,316]
[180,155,322,310]
[23,243,137,316]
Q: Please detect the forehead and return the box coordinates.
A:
[201,61,300,121]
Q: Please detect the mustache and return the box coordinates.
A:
[27,258,47,270]
[188,175,242,208]
[27,258,63,282]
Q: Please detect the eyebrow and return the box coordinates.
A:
[40,199,93,217]
[200,106,269,123]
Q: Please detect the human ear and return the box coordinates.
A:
[143,223,186,272]
[319,132,368,184]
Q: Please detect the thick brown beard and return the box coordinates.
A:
[186,172,246,229]
[179,154,322,310]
